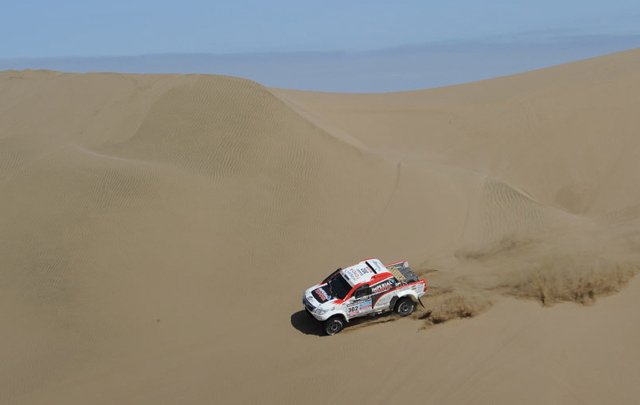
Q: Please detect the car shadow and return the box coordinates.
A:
[291,310,401,336]
[290,310,324,336]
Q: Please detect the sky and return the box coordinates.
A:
[2,0,639,91]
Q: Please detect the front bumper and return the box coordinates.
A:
[302,296,329,321]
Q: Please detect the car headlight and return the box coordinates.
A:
[314,307,328,315]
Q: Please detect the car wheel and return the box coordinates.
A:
[396,297,415,316]
[324,316,344,335]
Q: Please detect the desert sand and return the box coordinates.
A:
[2,48,640,404]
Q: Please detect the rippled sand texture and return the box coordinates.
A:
[2,48,640,404]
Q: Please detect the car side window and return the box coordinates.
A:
[353,284,371,299]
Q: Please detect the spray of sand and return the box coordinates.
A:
[417,222,640,325]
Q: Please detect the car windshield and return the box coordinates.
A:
[328,273,352,300]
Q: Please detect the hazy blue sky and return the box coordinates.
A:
[2,1,639,91]
[3,0,640,57]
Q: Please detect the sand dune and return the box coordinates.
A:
[2,48,640,404]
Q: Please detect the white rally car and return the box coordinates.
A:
[302,258,427,335]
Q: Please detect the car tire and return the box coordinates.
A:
[396,297,415,316]
[324,316,345,335]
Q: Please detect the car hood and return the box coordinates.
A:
[304,284,334,308]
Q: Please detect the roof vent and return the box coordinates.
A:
[365,261,377,274]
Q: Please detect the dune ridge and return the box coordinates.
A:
[2,48,640,404]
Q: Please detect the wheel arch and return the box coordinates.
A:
[328,311,349,323]
[396,290,419,302]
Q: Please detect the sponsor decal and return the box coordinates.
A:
[359,300,372,311]
[315,287,328,301]
[343,265,371,282]
[347,305,359,316]
[372,280,393,294]
[347,299,372,317]
[312,287,332,303]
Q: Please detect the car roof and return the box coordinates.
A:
[340,259,392,287]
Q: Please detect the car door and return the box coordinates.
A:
[347,284,373,318]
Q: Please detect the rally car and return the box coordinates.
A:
[302,258,426,335]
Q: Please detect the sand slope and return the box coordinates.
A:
[2,48,640,404]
